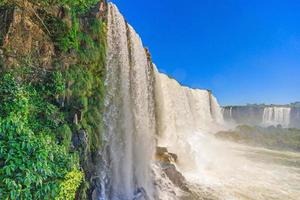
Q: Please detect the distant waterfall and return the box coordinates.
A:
[221,106,298,128]
[229,107,233,118]
[104,3,156,199]
[262,107,291,128]
[222,106,233,121]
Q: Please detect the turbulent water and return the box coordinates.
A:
[262,107,291,127]
[154,70,225,171]
[105,4,156,199]
[182,132,300,200]
[104,3,300,200]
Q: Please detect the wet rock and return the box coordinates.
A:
[161,163,189,192]
[133,187,150,200]
[91,176,102,200]
[155,146,190,192]
[156,146,177,163]
[72,129,88,149]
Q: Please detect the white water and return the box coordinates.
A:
[183,132,300,200]
[105,3,300,200]
[262,107,291,128]
[105,4,225,198]
[105,4,156,199]
[154,69,224,171]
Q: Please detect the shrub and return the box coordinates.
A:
[56,169,84,200]
[0,73,81,199]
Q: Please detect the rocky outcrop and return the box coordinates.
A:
[156,147,189,192]
[0,2,55,68]
[156,147,178,163]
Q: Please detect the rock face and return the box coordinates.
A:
[156,147,177,163]
[155,147,189,192]
[0,6,14,46]
[223,104,300,128]
[0,3,55,68]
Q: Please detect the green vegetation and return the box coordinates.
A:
[0,0,106,199]
[216,125,300,152]
[56,169,84,200]
[0,74,82,199]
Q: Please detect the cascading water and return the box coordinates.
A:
[222,105,298,128]
[262,107,291,127]
[103,3,300,200]
[104,4,226,197]
[154,70,225,171]
[104,3,156,199]
[209,93,225,125]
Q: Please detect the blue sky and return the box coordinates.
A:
[110,0,300,106]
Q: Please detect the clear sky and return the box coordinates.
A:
[110,0,300,106]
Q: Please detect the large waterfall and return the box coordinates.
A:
[104,3,225,199]
[262,107,291,127]
[105,4,156,199]
[154,70,224,170]
[103,3,300,200]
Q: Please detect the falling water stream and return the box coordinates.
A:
[105,3,156,199]
[262,107,291,127]
[103,3,300,200]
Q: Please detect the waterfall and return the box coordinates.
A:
[104,3,156,199]
[262,107,291,127]
[222,106,234,121]
[154,69,224,170]
[104,3,225,199]
[209,93,225,124]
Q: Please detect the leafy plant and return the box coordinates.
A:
[56,169,84,200]
[0,73,81,199]
[0,0,107,198]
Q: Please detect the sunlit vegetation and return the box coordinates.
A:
[0,0,106,199]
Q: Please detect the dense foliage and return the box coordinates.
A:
[56,169,84,200]
[0,74,83,199]
[216,125,300,152]
[0,0,106,199]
